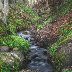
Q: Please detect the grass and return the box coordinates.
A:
[49,23,72,55]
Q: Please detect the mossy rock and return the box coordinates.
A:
[62,69,72,72]
[0,51,25,72]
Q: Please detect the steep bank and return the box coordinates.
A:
[30,11,72,72]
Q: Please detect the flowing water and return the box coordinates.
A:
[18,30,53,72]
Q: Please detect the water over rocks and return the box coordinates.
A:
[27,47,53,72]
[18,30,53,72]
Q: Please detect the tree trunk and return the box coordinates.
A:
[2,0,9,23]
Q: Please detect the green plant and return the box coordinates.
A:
[49,23,72,55]
[0,2,40,35]
[63,69,72,72]
[0,62,19,72]
[36,24,44,29]
[0,35,29,52]
[48,23,72,72]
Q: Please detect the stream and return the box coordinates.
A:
[18,30,53,72]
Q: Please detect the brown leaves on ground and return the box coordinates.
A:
[33,11,72,47]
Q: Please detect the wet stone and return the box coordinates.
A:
[30,45,38,49]
[43,50,48,55]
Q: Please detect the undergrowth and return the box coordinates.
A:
[0,35,29,52]
[0,0,72,72]
[36,0,72,30]
[0,2,39,34]
[47,0,72,71]
[63,69,72,72]
[0,62,19,72]
[48,23,72,72]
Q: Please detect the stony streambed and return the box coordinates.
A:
[18,30,53,72]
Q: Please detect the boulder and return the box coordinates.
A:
[0,51,25,69]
